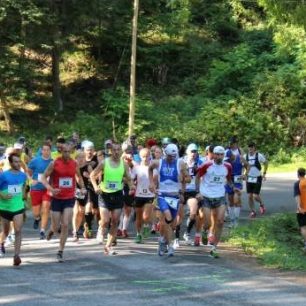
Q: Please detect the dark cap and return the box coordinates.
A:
[18,136,26,143]
[129,135,137,139]
[229,136,238,144]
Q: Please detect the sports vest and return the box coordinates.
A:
[100,158,124,193]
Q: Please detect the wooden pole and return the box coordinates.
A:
[128,0,139,137]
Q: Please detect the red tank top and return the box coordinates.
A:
[52,158,77,199]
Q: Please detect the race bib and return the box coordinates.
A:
[209,175,223,184]
[164,197,179,210]
[59,177,73,188]
[106,181,119,190]
[142,188,148,194]
[8,185,22,195]
[234,175,243,183]
[37,173,43,182]
[247,176,258,183]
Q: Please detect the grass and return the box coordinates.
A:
[226,213,306,270]
[268,162,305,173]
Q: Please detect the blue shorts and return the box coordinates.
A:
[158,196,179,219]
[225,183,243,195]
[51,198,75,212]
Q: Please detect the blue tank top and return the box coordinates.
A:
[230,155,243,176]
[158,159,179,194]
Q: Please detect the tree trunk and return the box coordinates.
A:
[50,0,63,112]
[128,0,139,137]
[0,91,14,133]
[52,44,63,112]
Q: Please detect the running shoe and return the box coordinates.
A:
[4,234,15,247]
[135,233,143,244]
[173,238,180,249]
[112,238,117,246]
[33,218,41,230]
[259,204,266,215]
[57,251,64,263]
[142,226,150,239]
[96,228,104,244]
[183,232,192,245]
[158,238,167,256]
[46,230,54,241]
[117,229,122,237]
[209,247,219,258]
[201,231,208,245]
[193,235,201,247]
[249,211,256,218]
[104,246,117,255]
[122,229,129,238]
[167,246,175,257]
[0,243,5,257]
[72,231,79,242]
[207,234,215,246]
[40,231,46,240]
[13,255,21,266]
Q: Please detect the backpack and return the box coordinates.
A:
[246,152,261,171]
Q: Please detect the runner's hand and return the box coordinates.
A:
[149,183,156,194]
[51,188,61,196]
[6,194,13,199]
[81,188,87,195]
[94,186,101,194]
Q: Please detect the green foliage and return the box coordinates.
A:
[227,213,306,270]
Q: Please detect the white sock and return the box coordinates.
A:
[234,207,241,219]
[229,207,235,222]
[118,213,124,230]
[122,214,131,231]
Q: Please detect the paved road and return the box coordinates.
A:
[1,172,305,306]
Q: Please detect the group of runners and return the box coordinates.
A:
[0,134,270,266]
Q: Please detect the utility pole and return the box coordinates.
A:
[128,0,139,137]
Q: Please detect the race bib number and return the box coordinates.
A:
[106,181,119,190]
[164,197,179,210]
[142,188,148,194]
[8,185,22,195]
[37,173,43,182]
[209,175,223,184]
[59,177,73,188]
[234,175,243,183]
[247,176,258,183]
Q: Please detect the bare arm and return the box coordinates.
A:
[40,161,59,195]
[90,160,104,193]
[149,160,159,193]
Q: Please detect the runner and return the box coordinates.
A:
[72,151,89,241]
[182,143,204,246]
[244,142,268,218]
[0,153,27,266]
[81,141,99,239]
[41,143,86,262]
[117,143,135,238]
[90,143,135,255]
[149,143,189,257]
[132,148,156,243]
[28,142,52,239]
[294,167,306,252]
[224,149,248,227]
[195,146,233,258]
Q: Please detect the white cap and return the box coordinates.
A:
[213,146,225,154]
[187,143,198,152]
[81,140,94,149]
[165,144,178,157]
[13,142,23,150]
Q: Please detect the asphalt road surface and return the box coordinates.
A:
[1,172,305,306]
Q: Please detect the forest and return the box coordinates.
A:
[1,0,306,156]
